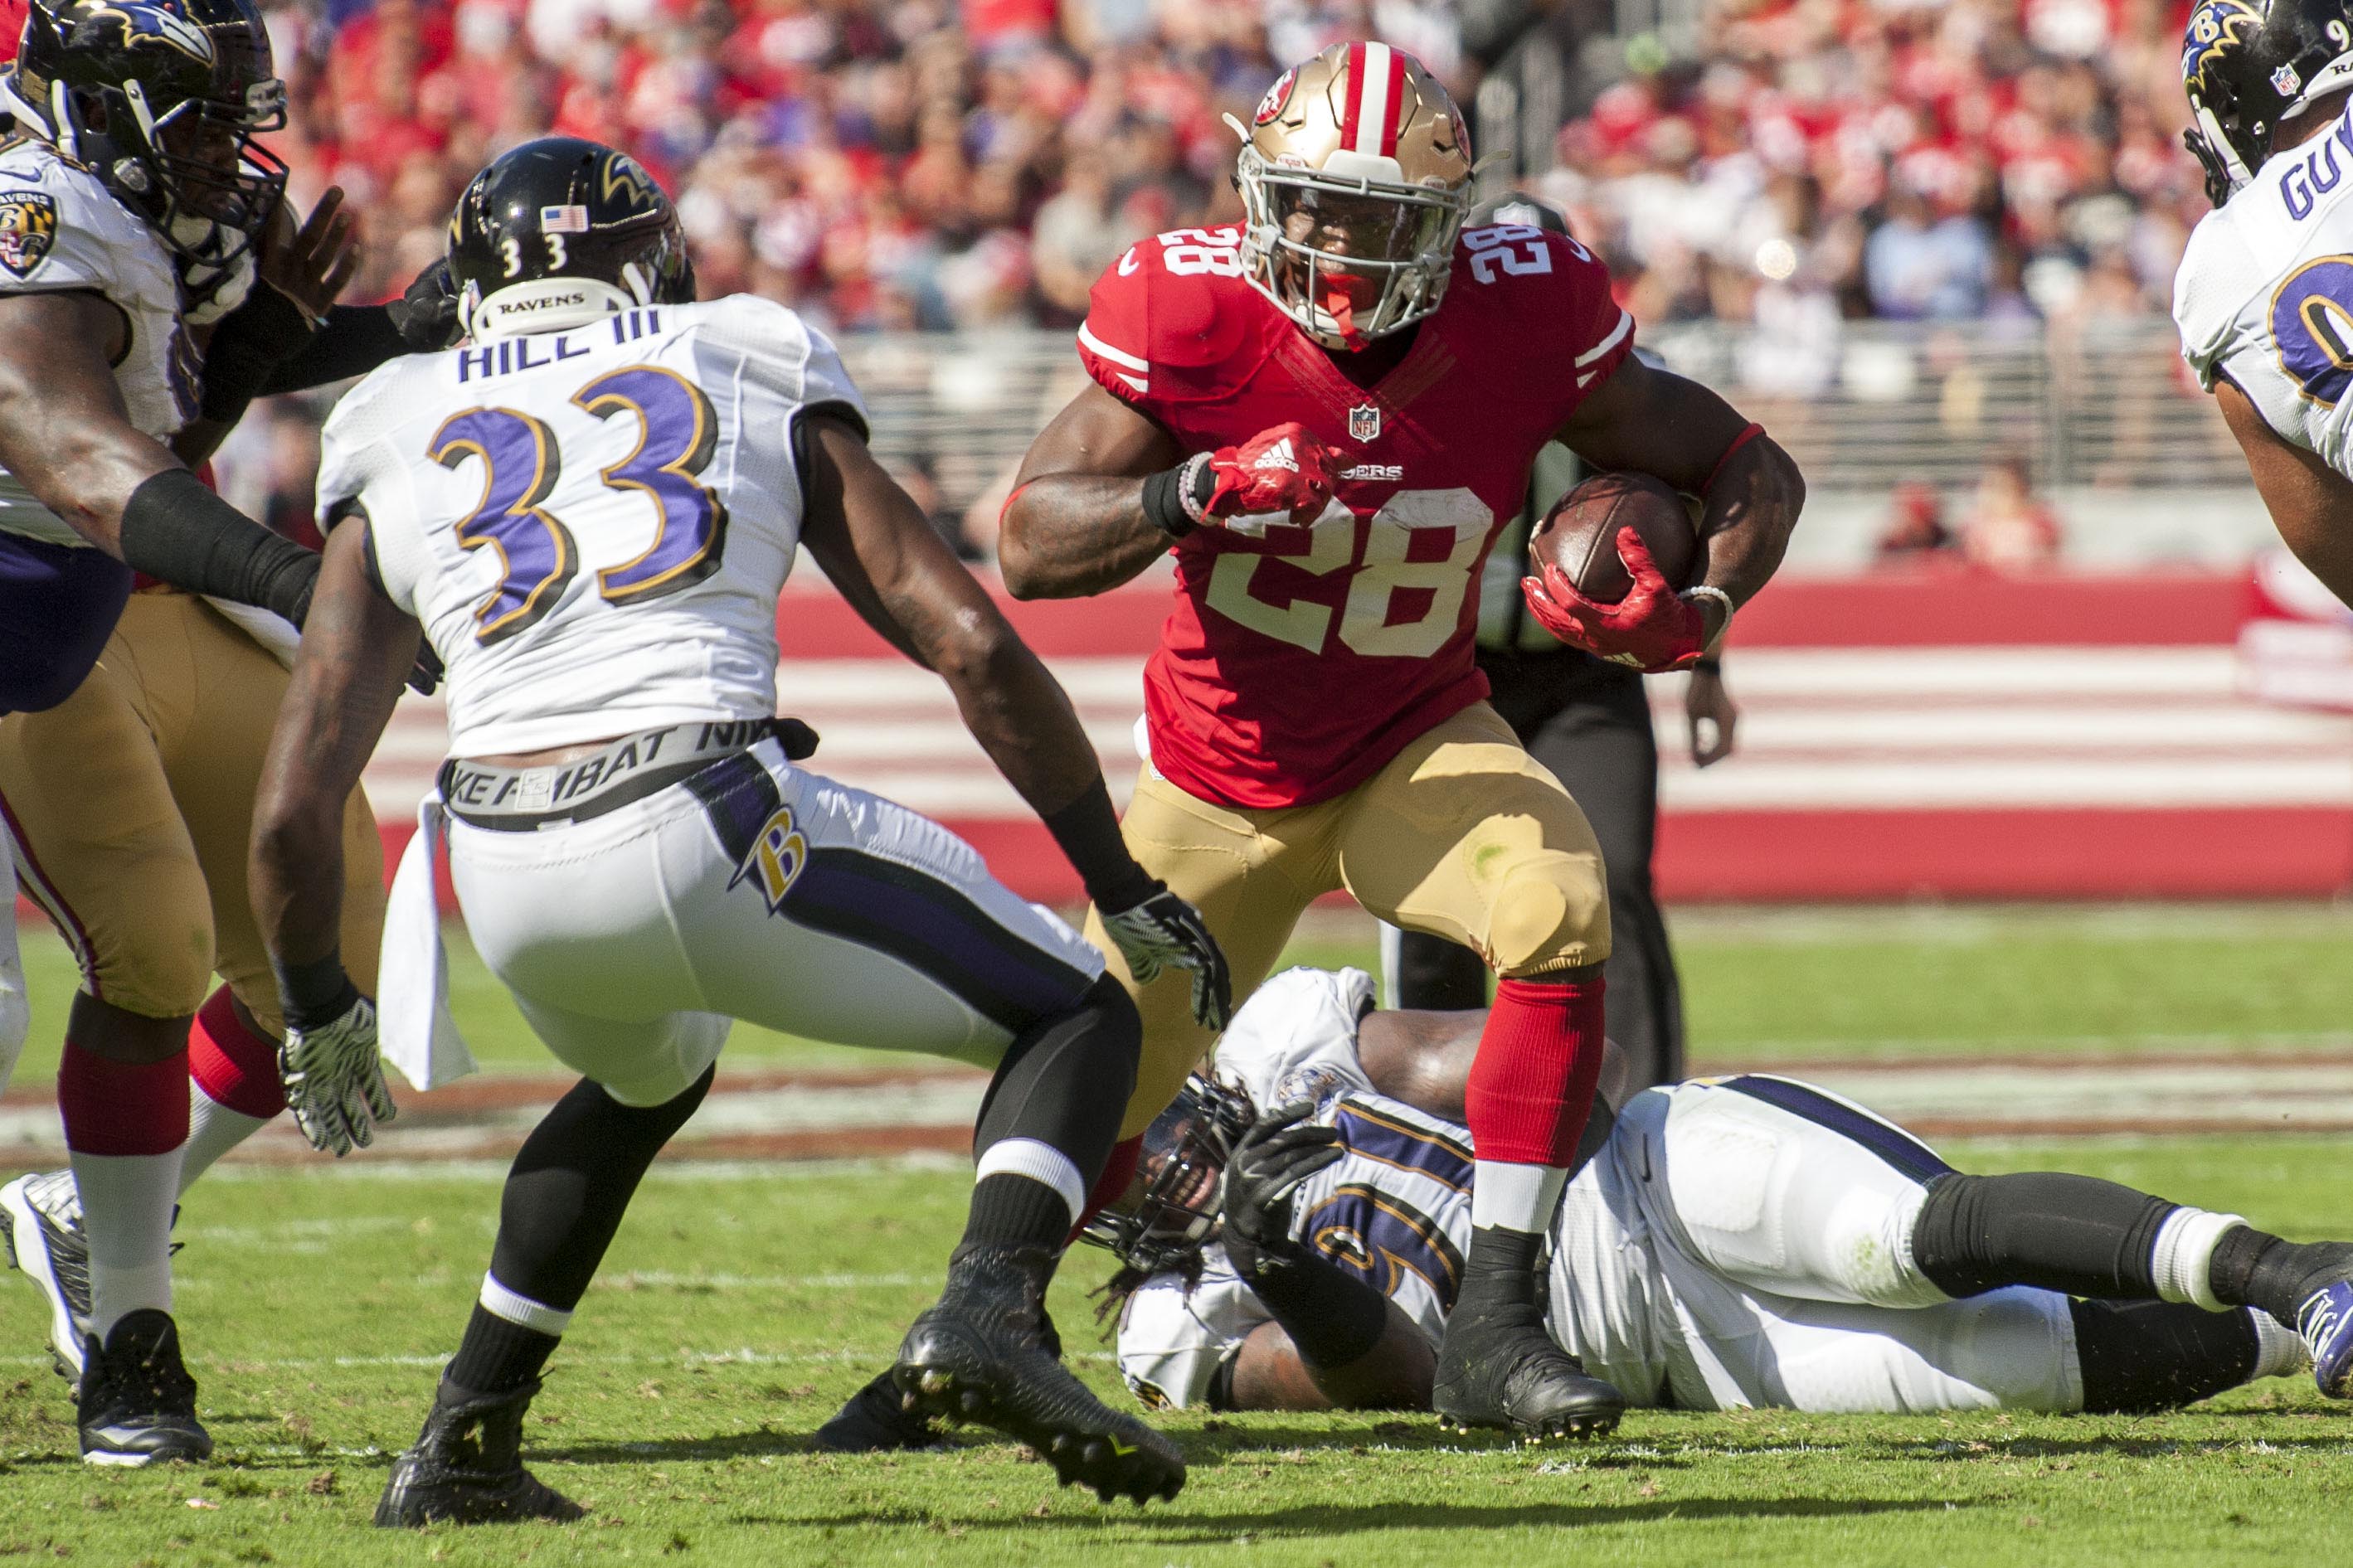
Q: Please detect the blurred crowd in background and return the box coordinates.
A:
[246,0,2203,337]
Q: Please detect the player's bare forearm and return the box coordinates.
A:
[0,290,176,554]
[2219,379,2353,608]
[250,521,420,968]
[1227,1309,1437,1411]
[800,416,1106,817]
[998,381,1185,600]
[1557,357,1806,624]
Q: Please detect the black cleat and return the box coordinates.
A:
[892,1243,1184,1504]
[1433,1305,1625,1443]
[813,1369,944,1453]
[374,1379,586,1527]
[77,1309,211,1466]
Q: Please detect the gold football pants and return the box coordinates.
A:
[0,591,384,1033]
[1087,701,1611,1138]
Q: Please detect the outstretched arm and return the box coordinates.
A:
[1555,356,1806,643]
[2218,377,2353,608]
[996,381,1187,600]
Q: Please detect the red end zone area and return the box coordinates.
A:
[322,566,2353,908]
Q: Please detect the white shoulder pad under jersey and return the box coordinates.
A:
[1210,966,1378,1110]
[320,294,868,755]
[2176,102,2353,478]
[0,136,192,547]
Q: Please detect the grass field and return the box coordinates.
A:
[5,905,2353,1566]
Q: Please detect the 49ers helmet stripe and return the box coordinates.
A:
[1342,41,1404,158]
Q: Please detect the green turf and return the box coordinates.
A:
[3,1139,2352,1567]
[12,900,2353,1090]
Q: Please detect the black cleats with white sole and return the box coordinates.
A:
[375,1379,586,1527]
[1,1170,92,1388]
[892,1244,1184,1505]
[1433,1306,1625,1442]
[814,1368,945,1453]
[77,1308,211,1466]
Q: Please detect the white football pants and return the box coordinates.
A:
[448,740,1104,1107]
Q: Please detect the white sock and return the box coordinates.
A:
[480,1272,574,1336]
[177,1083,269,1195]
[975,1137,1087,1229]
[0,846,26,1092]
[2153,1207,2248,1311]
[2249,1308,2312,1380]
[1471,1161,1569,1234]
[72,1148,184,1341]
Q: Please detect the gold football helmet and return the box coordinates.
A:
[1232,41,1474,349]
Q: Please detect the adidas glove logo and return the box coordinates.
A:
[1253,438,1298,472]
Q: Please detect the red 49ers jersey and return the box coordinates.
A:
[1077,222,1635,808]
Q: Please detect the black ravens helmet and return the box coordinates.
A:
[447,137,694,340]
[2183,0,2353,206]
[1466,192,1570,235]
[1080,1074,1257,1278]
[4,0,286,266]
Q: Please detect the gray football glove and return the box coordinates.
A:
[279,993,396,1158]
[1099,884,1232,1030]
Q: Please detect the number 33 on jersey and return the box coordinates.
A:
[316,294,868,757]
[1077,221,1635,811]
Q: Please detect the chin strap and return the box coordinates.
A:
[1322,287,1367,352]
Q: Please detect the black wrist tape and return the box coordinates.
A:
[198,284,314,423]
[273,949,361,1033]
[1233,1243,1392,1370]
[1140,459,1208,541]
[119,469,319,624]
[1042,778,1157,911]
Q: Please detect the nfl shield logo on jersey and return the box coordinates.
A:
[0,192,56,279]
[1348,403,1381,442]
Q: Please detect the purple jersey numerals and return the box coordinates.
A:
[574,365,730,604]
[430,406,578,645]
[430,364,731,645]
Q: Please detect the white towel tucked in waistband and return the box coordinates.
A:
[378,795,479,1090]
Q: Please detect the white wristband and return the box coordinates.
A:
[1680,585,1735,650]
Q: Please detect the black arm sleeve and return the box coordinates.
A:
[1222,1236,1394,1371]
[262,305,410,395]
[197,284,315,423]
[118,468,319,624]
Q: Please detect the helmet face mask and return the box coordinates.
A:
[1235,41,1473,350]
[1079,1075,1257,1279]
[448,137,696,341]
[11,0,288,270]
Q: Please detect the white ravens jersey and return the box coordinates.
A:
[0,135,194,547]
[2176,100,2353,475]
[318,294,866,756]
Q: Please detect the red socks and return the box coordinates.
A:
[58,1036,190,1157]
[188,986,288,1121]
[1463,975,1606,1168]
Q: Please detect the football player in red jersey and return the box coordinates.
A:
[994,42,1806,1440]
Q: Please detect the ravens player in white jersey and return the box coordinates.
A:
[1057,969,2353,1422]
[248,138,1231,1523]
[2177,0,2353,607]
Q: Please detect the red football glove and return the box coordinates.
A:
[1523,527,1711,673]
[1200,421,1336,523]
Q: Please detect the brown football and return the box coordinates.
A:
[1531,471,1699,604]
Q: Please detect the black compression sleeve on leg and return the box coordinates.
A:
[117,468,320,623]
[2069,1299,2258,1413]
[970,973,1140,1190]
[1913,1172,2176,1300]
[486,1066,715,1312]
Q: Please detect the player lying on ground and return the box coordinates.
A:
[2177,0,2353,609]
[1078,968,2351,1418]
[997,39,1804,1440]
[249,137,1229,1523]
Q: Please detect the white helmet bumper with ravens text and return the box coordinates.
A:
[2183,0,2353,205]
[447,136,694,341]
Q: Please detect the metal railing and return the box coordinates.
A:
[833,315,2244,512]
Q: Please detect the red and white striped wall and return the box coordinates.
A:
[347,566,2353,905]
